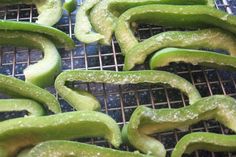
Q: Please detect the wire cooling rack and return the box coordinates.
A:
[0,0,236,157]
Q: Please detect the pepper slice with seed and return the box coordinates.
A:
[114,5,236,70]
[87,0,214,45]
[25,140,153,157]
[123,29,236,71]
[0,111,121,157]
[124,95,236,156]
[55,70,201,111]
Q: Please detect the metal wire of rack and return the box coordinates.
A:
[0,0,236,157]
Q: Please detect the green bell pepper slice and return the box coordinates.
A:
[0,0,63,26]
[0,20,75,87]
[0,31,61,87]
[0,20,75,50]
[25,140,153,157]
[0,99,45,117]
[114,5,236,70]
[55,70,201,111]
[0,110,121,157]
[0,74,61,113]
[124,95,236,156]
[150,48,236,71]
[123,28,236,70]
[74,0,104,44]
[171,132,236,157]
[86,0,214,45]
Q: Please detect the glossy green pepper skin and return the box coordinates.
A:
[124,95,236,157]
[0,20,74,50]
[0,0,63,26]
[0,111,121,157]
[0,99,45,117]
[0,20,75,87]
[171,132,236,157]
[0,74,61,113]
[115,5,236,70]
[88,0,214,45]
[0,31,61,87]
[122,28,236,71]
[55,70,201,111]
[150,48,236,71]
[26,140,153,157]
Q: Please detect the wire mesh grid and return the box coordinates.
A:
[0,0,236,157]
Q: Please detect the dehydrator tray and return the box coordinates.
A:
[1,0,236,157]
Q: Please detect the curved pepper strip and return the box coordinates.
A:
[0,74,61,113]
[0,31,61,87]
[26,140,153,157]
[55,70,201,111]
[150,48,236,71]
[171,132,236,157]
[0,0,63,26]
[74,0,104,44]
[0,20,74,50]
[109,0,215,14]
[115,5,236,70]
[0,99,45,117]
[122,28,236,70]
[124,95,236,157]
[0,111,121,157]
[115,5,236,53]
[88,0,214,45]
